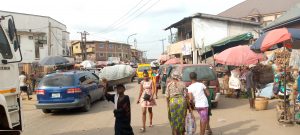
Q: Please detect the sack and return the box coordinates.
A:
[185,112,196,135]
[143,93,151,101]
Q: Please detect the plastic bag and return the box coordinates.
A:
[185,112,196,135]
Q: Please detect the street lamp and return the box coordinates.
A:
[127,33,137,45]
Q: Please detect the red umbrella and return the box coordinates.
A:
[164,58,181,64]
[251,28,300,52]
[214,45,265,66]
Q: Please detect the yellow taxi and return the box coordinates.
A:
[136,64,152,84]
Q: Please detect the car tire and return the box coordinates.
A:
[42,109,51,114]
[82,97,91,112]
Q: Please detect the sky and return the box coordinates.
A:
[1,0,244,59]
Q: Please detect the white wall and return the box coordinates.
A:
[0,11,69,63]
[192,18,228,49]
[228,22,259,38]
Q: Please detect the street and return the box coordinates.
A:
[22,81,300,135]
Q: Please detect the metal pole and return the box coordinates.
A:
[159,38,166,54]
[127,33,137,45]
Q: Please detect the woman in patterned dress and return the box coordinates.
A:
[166,71,189,135]
[137,72,156,132]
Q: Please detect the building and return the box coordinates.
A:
[72,40,132,63]
[165,13,260,64]
[263,3,300,31]
[0,10,70,63]
[131,48,144,63]
[218,0,300,27]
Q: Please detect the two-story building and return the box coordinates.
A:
[0,10,70,63]
[165,13,260,64]
[72,40,132,63]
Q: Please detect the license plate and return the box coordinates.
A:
[51,93,61,98]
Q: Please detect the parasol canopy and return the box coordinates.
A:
[39,56,69,66]
[80,60,96,68]
[214,45,265,66]
[164,58,181,65]
[251,28,300,52]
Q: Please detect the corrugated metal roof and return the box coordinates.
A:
[263,3,300,31]
[218,0,300,18]
[164,13,260,30]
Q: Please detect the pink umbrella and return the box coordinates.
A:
[214,45,265,66]
[164,58,181,65]
[159,54,170,62]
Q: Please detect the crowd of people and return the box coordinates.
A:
[102,67,214,135]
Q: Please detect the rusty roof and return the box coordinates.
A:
[218,0,300,18]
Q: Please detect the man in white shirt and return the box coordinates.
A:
[19,71,32,100]
[188,72,210,135]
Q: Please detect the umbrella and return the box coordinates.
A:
[159,54,170,62]
[39,56,69,66]
[164,58,181,65]
[251,28,300,52]
[214,45,265,66]
[80,60,96,68]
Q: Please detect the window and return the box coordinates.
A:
[125,54,128,58]
[28,36,34,40]
[0,26,13,59]
[108,53,112,57]
[75,46,79,49]
[99,53,104,57]
[99,43,104,48]
[39,74,75,87]
[109,44,113,49]
[35,43,40,58]
[119,53,122,57]
[117,45,121,49]
[182,66,216,82]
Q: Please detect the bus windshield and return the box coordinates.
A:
[0,25,13,59]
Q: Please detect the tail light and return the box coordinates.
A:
[36,90,45,95]
[67,88,81,94]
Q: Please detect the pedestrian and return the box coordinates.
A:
[245,65,256,109]
[161,67,168,95]
[30,71,37,93]
[166,71,189,135]
[137,72,156,132]
[19,71,32,100]
[204,81,213,135]
[187,72,210,135]
[222,71,230,95]
[152,69,159,99]
[104,83,134,135]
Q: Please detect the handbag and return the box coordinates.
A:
[143,93,151,101]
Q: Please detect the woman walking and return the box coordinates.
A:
[166,71,189,135]
[137,72,156,132]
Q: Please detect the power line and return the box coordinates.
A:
[103,0,145,31]
[107,0,161,33]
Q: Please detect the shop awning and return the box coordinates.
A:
[201,33,253,59]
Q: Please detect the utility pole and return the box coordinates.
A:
[78,31,89,61]
[159,38,166,54]
[48,22,52,56]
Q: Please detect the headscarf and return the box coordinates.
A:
[171,70,181,80]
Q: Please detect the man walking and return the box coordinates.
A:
[19,71,32,100]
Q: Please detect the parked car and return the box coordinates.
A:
[35,71,104,113]
[167,64,221,108]
[136,64,152,84]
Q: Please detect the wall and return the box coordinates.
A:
[192,18,228,49]
[0,11,69,63]
[19,34,35,63]
[228,22,260,38]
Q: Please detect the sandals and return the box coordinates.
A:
[140,128,145,133]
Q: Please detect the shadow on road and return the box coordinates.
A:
[214,119,259,135]
[215,96,249,109]
[52,123,171,135]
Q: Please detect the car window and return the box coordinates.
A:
[138,66,150,72]
[0,26,13,59]
[39,74,75,87]
[87,73,99,82]
[182,66,216,81]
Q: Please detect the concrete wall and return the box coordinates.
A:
[0,11,69,63]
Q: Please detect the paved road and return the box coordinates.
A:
[22,81,300,135]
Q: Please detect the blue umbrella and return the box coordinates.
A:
[39,56,69,66]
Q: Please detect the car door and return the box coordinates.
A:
[88,73,103,100]
[78,73,95,101]
[85,72,100,102]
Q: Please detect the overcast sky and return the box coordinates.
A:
[1,0,244,59]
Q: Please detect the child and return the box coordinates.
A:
[104,83,134,135]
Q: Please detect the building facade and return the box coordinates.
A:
[165,13,260,64]
[0,10,70,63]
[131,48,144,63]
[72,41,132,63]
